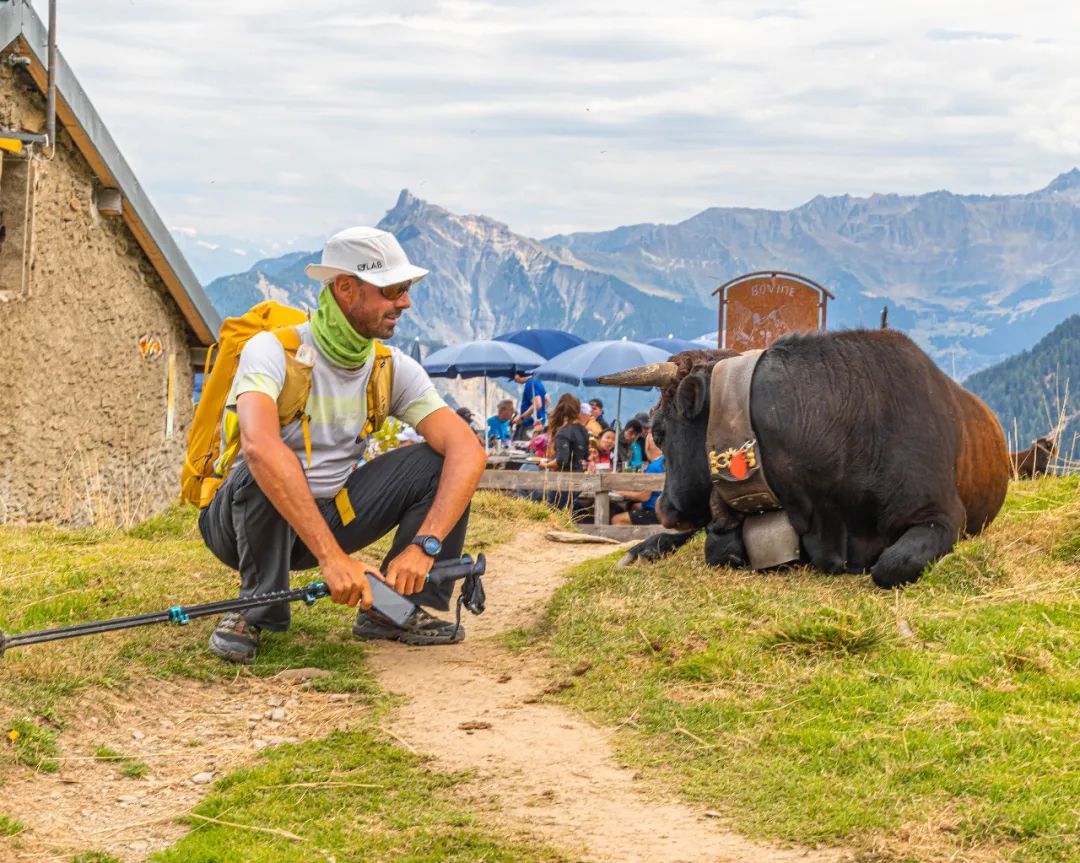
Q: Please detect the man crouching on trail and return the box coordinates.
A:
[200,227,486,664]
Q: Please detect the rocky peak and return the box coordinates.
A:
[1043,168,1080,194]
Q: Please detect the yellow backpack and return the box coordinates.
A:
[181,300,394,508]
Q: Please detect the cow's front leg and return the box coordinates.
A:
[704,521,748,568]
[870,521,959,588]
[617,530,699,567]
[800,503,849,574]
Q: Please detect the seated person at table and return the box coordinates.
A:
[455,406,486,448]
[540,395,591,473]
[617,419,645,471]
[526,426,547,457]
[486,399,514,448]
[590,428,617,471]
[612,431,664,524]
[455,406,478,430]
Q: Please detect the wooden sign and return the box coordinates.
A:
[713,272,832,351]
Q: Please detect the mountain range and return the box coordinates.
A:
[202,170,1080,380]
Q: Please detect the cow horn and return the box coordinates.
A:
[597,362,679,388]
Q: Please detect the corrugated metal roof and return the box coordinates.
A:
[0,0,221,344]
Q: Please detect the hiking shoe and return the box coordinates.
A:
[208,612,261,664]
[351,607,465,645]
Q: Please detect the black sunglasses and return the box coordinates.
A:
[377,281,413,301]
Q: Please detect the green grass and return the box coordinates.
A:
[5,718,60,772]
[122,760,150,779]
[535,475,1080,863]
[150,729,566,863]
[94,745,149,779]
[0,814,23,836]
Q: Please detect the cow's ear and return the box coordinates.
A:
[675,375,706,420]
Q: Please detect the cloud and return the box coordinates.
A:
[926,28,1019,42]
[35,0,1080,244]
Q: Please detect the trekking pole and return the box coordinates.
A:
[0,553,486,659]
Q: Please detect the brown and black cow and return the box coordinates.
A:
[1010,435,1058,479]
[603,328,1010,588]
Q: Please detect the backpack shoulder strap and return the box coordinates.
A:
[362,341,394,440]
[271,325,314,468]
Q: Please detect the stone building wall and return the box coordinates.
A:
[0,64,195,525]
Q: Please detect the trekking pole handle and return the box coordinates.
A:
[424,553,486,588]
[302,552,482,604]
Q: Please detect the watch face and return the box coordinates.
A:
[420,536,442,556]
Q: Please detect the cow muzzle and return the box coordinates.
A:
[655,496,707,532]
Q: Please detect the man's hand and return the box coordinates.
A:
[320,552,374,609]
[385,544,436,596]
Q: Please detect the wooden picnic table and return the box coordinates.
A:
[477,469,669,539]
[485,453,533,471]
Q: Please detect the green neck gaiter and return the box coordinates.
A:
[310,284,374,369]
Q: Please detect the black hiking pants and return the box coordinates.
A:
[198,443,470,632]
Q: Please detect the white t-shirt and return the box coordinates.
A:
[226,322,446,498]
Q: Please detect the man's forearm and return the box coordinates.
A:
[415,439,486,541]
[244,439,343,564]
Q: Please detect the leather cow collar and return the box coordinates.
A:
[707,349,782,514]
[707,349,800,570]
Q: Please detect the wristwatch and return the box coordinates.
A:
[411,534,443,557]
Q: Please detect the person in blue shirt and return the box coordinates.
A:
[511,372,549,441]
[612,431,664,525]
[486,399,514,448]
[617,419,645,470]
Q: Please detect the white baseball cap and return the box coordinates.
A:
[304,226,428,288]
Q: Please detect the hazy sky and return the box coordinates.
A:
[42,0,1080,245]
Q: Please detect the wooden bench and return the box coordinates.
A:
[478,469,671,540]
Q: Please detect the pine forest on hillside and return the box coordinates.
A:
[965,314,1079,458]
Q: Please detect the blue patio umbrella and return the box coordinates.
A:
[532,339,669,387]
[407,337,423,363]
[646,336,713,354]
[533,339,671,470]
[493,328,586,360]
[423,340,544,422]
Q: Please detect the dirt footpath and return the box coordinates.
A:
[369,532,848,863]
[0,673,365,861]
